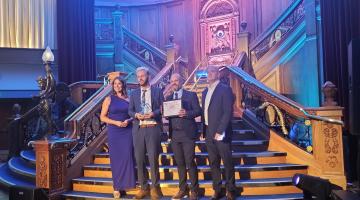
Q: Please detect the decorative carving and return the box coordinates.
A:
[51,153,64,189]
[208,53,233,66]
[209,22,232,54]
[240,21,247,32]
[200,0,239,65]
[38,155,48,188]
[326,156,339,168]
[322,81,338,106]
[123,28,166,69]
[324,123,339,168]
[250,0,305,63]
[258,102,288,135]
[67,107,107,161]
[206,1,234,18]
[95,23,114,41]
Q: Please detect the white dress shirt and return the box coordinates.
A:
[173,88,183,100]
[140,86,156,125]
[204,80,225,140]
[204,80,220,125]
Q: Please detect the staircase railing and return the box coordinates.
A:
[225,55,346,188]
[249,0,305,64]
[183,57,208,87]
[68,81,103,105]
[6,82,103,158]
[122,26,167,71]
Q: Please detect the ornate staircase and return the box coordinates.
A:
[60,118,307,199]
[0,1,346,196]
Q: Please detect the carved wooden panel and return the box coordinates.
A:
[166,2,186,56]
[35,141,68,194]
[138,7,159,46]
[200,0,239,67]
[260,66,281,92]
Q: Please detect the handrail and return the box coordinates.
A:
[249,0,303,50]
[123,45,161,73]
[226,66,344,126]
[151,56,182,86]
[68,81,103,88]
[187,51,246,90]
[64,84,108,125]
[190,75,206,91]
[122,26,166,59]
[122,26,187,64]
[183,56,208,86]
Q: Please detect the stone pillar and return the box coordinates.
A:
[112,7,124,71]
[33,139,74,199]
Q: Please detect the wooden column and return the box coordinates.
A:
[33,139,73,199]
[112,8,124,71]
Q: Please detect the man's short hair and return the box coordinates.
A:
[136,66,150,75]
[170,73,184,82]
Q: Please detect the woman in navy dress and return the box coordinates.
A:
[100,77,136,198]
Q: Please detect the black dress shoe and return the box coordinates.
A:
[226,191,236,200]
[189,190,198,200]
[172,189,189,199]
[120,190,127,197]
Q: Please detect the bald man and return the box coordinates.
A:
[165,73,201,200]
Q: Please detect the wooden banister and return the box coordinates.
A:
[226,58,346,188]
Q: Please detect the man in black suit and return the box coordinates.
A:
[128,66,164,199]
[201,66,236,200]
[165,73,201,200]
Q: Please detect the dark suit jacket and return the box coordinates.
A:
[166,89,201,140]
[202,82,234,142]
[128,86,164,132]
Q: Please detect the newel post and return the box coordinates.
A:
[309,81,346,188]
[32,139,74,199]
[236,21,251,55]
[165,35,179,72]
[112,6,124,71]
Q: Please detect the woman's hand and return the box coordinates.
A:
[115,121,123,127]
[122,120,129,127]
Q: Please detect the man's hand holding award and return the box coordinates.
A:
[163,82,183,118]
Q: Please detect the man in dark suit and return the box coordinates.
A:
[201,66,236,200]
[164,73,201,200]
[128,66,164,199]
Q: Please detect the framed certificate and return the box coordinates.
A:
[163,99,182,117]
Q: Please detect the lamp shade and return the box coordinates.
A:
[42,46,54,62]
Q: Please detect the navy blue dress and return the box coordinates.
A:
[107,95,136,190]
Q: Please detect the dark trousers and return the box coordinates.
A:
[205,139,236,193]
[133,125,161,189]
[171,138,199,192]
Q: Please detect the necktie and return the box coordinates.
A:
[174,92,178,100]
[142,89,147,106]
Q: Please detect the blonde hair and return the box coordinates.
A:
[136,66,150,75]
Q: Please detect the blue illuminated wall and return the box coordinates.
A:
[0,48,58,98]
